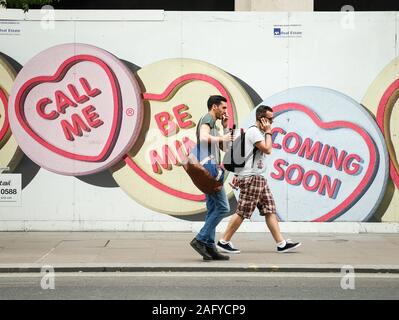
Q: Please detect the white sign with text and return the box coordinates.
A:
[0,174,22,206]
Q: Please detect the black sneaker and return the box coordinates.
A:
[190,238,212,260]
[216,241,240,254]
[205,246,230,260]
[277,240,301,253]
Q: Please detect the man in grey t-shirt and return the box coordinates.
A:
[216,105,302,254]
[190,95,234,261]
[196,112,222,164]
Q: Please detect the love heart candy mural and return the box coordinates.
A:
[238,87,389,222]
[111,58,254,215]
[8,44,144,176]
[0,56,23,172]
[0,42,396,223]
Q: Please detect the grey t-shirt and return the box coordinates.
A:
[196,113,221,164]
[235,126,267,177]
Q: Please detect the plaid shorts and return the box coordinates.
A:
[235,175,276,219]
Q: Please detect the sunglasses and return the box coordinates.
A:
[260,116,274,123]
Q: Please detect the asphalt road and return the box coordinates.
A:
[0,272,398,300]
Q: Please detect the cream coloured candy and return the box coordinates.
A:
[362,56,399,221]
[112,58,254,216]
[0,56,23,172]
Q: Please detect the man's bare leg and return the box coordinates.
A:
[221,213,244,242]
[265,213,284,243]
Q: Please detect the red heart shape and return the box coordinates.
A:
[376,78,399,189]
[124,73,236,201]
[0,88,10,142]
[14,55,122,162]
[273,103,378,222]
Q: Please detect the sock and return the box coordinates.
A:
[220,239,229,244]
[277,240,286,248]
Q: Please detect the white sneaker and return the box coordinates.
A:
[277,241,301,253]
[216,241,241,254]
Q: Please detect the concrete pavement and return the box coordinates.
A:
[0,232,398,273]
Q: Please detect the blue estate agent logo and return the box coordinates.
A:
[273,25,303,38]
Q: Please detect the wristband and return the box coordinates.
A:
[265,133,272,136]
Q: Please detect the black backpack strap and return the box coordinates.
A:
[252,146,258,168]
[246,126,261,168]
[240,128,245,157]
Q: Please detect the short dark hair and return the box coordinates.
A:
[207,95,227,110]
[256,105,273,120]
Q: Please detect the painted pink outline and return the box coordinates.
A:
[142,73,234,128]
[125,73,235,201]
[273,103,377,222]
[14,55,121,162]
[376,78,399,189]
[0,88,10,142]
